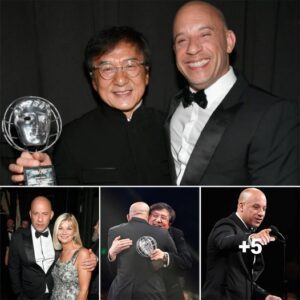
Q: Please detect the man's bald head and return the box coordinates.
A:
[237,188,267,206]
[174,0,228,34]
[237,188,267,228]
[30,196,54,232]
[31,196,52,211]
[127,202,149,221]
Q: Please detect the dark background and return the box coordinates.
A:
[101,187,199,299]
[201,187,300,299]
[0,187,99,299]
[1,0,299,184]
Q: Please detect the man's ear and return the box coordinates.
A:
[238,202,244,213]
[144,67,150,86]
[226,30,236,54]
[50,211,54,220]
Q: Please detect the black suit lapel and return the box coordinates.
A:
[165,90,183,183]
[229,213,265,282]
[229,212,249,232]
[229,213,254,280]
[23,229,42,270]
[181,76,248,184]
[181,104,240,184]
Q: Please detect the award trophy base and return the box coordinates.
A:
[24,165,56,186]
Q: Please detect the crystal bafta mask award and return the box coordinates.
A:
[136,236,157,257]
[2,96,62,186]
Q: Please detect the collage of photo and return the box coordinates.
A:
[0,187,299,300]
[1,0,299,299]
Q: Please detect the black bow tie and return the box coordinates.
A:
[35,230,49,238]
[182,87,207,109]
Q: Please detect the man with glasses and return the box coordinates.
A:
[148,203,192,272]
[9,26,170,185]
[149,203,193,300]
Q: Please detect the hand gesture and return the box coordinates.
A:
[250,228,276,246]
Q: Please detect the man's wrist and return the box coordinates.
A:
[108,249,116,262]
[248,233,254,244]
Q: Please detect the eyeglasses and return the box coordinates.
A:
[150,213,169,222]
[92,59,146,80]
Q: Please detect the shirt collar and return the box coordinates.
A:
[235,212,251,231]
[127,100,143,122]
[189,66,237,108]
[205,66,237,104]
[188,66,237,109]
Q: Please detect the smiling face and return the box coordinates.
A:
[57,220,76,245]
[148,208,171,230]
[238,188,267,228]
[91,41,149,119]
[173,2,236,90]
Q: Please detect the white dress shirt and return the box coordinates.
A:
[31,225,55,292]
[170,67,237,185]
[235,212,250,231]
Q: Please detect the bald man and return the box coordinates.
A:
[202,188,281,300]
[8,196,96,300]
[166,1,298,185]
[107,202,177,300]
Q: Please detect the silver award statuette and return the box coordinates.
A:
[2,96,62,186]
[136,236,157,257]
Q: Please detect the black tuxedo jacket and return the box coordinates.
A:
[163,227,193,300]
[168,227,192,273]
[53,103,171,185]
[107,217,177,300]
[165,74,299,185]
[8,227,59,299]
[202,213,268,300]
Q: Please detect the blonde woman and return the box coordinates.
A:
[51,213,91,300]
